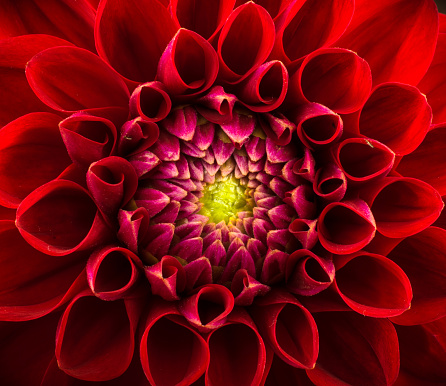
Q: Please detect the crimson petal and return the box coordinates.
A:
[129,81,172,122]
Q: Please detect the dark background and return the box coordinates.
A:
[436,0,446,13]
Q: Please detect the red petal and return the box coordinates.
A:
[95,0,179,82]
[335,0,439,85]
[358,82,432,156]
[397,123,446,195]
[0,112,71,208]
[389,227,446,325]
[334,252,412,317]
[16,179,110,256]
[287,48,372,114]
[312,163,347,202]
[56,291,138,381]
[308,312,399,386]
[129,81,172,122]
[140,298,209,386]
[217,2,275,83]
[26,46,130,112]
[0,0,95,51]
[171,0,235,41]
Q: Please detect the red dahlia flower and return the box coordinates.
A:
[0,0,446,385]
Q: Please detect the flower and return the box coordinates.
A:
[0,0,445,384]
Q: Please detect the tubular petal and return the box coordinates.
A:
[129,81,172,122]
[26,46,130,112]
[95,0,179,82]
[0,112,71,208]
[313,163,347,202]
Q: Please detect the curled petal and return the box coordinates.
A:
[286,249,334,296]
[259,113,295,146]
[140,299,209,386]
[171,0,235,40]
[358,82,432,156]
[231,269,270,306]
[196,86,237,124]
[179,284,234,333]
[250,290,318,369]
[334,252,412,317]
[183,256,213,292]
[118,118,160,157]
[289,219,318,250]
[56,291,139,381]
[309,312,399,386]
[157,28,219,98]
[318,199,376,254]
[145,255,186,301]
[87,245,141,300]
[26,46,130,111]
[59,112,118,167]
[217,2,275,83]
[364,177,444,238]
[144,223,175,260]
[161,106,198,141]
[0,112,71,208]
[87,156,138,216]
[16,180,110,256]
[95,0,179,82]
[117,207,150,253]
[288,48,372,114]
[389,227,446,325]
[313,163,347,202]
[129,81,171,122]
[273,0,354,63]
[206,308,267,386]
[334,138,395,182]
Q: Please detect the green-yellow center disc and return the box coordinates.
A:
[199,176,250,224]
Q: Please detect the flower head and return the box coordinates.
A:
[0,0,446,384]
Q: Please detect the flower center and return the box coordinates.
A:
[199,175,251,224]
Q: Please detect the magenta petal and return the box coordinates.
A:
[313,163,347,202]
[250,290,318,369]
[318,199,376,254]
[260,249,289,285]
[117,207,150,253]
[140,298,209,386]
[144,223,175,259]
[95,0,179,82]
[334,252,412,317]
[145,255,186,301]
[87,245,141,301]
[87,156,138,216]
[129,81,172,122]
[128,150,161,179]
[286,249,334,296]
[220,112,255,147]
[217,2,275,83]
[26,46,129,112]
[56,291,138,381]
[161,106,198,141]
[196,86,237,124]
[16,180,110,256]
[179,284,234,333]
[231,269,270,306]
[259,113,295,146]
[206,308,267,386]
[220,247,256,283]
[118,118,160,157]
[0,112,71,208]
[170,237,203,262]
[134,188,170,217]
[183,257,213,292]
[157,28,219,98]
[150,130,181,162]
[289,219,319,250]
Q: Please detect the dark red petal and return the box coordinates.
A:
[157,28,219,98]
[26,46,130,112]
[217,2,275,83]
[0,221,86,321]
[129,81,172,122]
[397,123,446,196]
[335,0,439,85]
[56,291,138,381]
[359,82,432,156]
[0,34,72,127]
[179,284,234,333]
[87,245,141,301]
[250,290,318,369]
[171,0,235,40]
[318,199,376,254]
[273,0,354,63]
[86,156,138,217]
[140,299,209,386]
[312,163,347,203]
[289,219,319,250]
[287,48,372,114]
[95,0,179,82]
[335,137,395,182]
[308,312,399,386]
[265,355,314,386]
[0,113,71,208]
[334,252,412,317]
[0,0,95,51]
[206,308,267,386]
[419,33,446,124]
[118,118,160,157]
[389,227,446,325]
[364,177,444,238]
[16,180,110,256]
